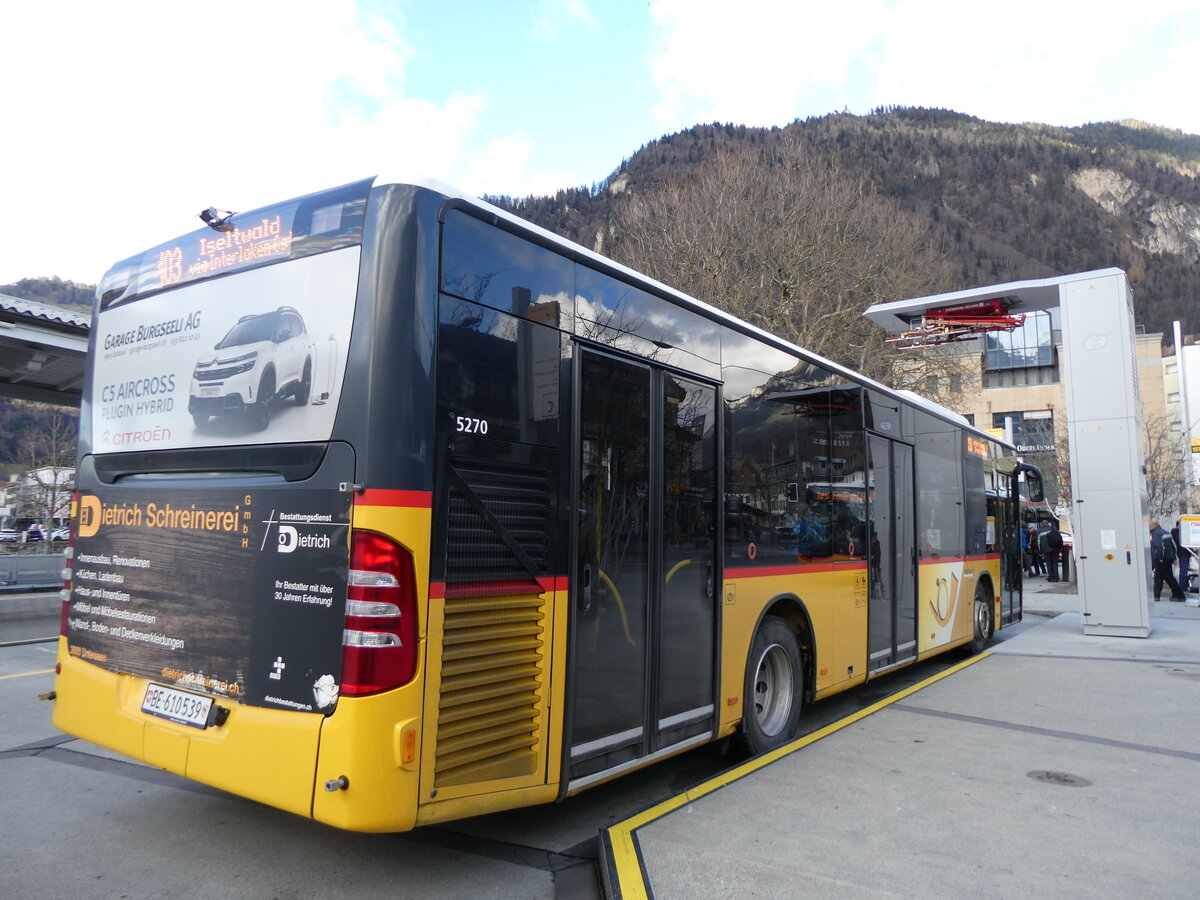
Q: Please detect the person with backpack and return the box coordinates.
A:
[1150,518,1185,601]
[1042,520,1065,582]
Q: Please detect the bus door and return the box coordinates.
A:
[867,436,917,672]
[994,471,1023,625]
[569,349,718,784]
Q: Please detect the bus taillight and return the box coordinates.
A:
[341,530,418,696]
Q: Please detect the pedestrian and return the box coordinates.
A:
[1005,524,1022,591]
[1150,518,1185,601]
[1042,519,1064,582]
[1173,521,1191,594]
[1026,523,1043,577]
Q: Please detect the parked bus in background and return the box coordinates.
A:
[53,176,1040,832]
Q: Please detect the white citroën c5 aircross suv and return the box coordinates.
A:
[189,305,315,430]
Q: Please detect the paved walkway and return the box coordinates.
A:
[603,580,1200,899]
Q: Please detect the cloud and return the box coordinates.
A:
[646,0,1200,134]
[863,0,1160,128]
[647,0,886,127]
[458,133,580,199]
[535,0,599,40]
[6,0,1197,285]
[0,0,486,283]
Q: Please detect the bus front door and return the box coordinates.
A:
[868,436,917,672]
[998,472,1023,625]
[569,350,718,786]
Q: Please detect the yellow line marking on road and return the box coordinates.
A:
[603,651,994,900]
[0,669,55,681]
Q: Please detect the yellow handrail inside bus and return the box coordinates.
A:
[664,559,692,584]
[598,569,635,646]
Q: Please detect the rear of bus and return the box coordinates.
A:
[53,177,444,832]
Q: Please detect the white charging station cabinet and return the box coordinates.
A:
[1059,271,1151,636]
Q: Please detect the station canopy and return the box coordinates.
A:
[863,269,1123,351]
[0,292,90,407]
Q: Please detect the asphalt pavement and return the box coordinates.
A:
[8,579,1200,898]
[602,577,1200,899]
[0,588,61,645]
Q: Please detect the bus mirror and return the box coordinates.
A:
[1027,475,1044,503]
[1016,463,1044,503]
[787,482,800,503]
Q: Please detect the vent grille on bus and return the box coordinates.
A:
[444,459,550,596]
[434,457,551,787]
[434,593,545,786]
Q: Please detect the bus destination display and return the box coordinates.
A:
[154,213,295,290]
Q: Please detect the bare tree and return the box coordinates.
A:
[14,404,78,552]
[1037,415,1074,511]
[889,344,985,408]
[607,138,957,382]
[1143,412,1186,519]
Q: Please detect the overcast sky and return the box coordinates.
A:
[4,0,1199,286]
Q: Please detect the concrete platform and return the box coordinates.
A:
[601,586,1200,899]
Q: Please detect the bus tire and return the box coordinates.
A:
[736,616,803,756]
[293,359,312,406]
[191,412,208,429]
[968,583,994,655]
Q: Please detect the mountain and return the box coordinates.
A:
[0,277,94,313]
[6,108,1199,343]
[492,108,1200,343]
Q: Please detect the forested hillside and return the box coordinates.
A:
[3,107,1198,453]
[1,276,93,312]
[0,400,77,473]
[8,109,1199,344]
[494,108,1200,345]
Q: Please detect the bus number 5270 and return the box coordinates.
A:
[455,415,488,435]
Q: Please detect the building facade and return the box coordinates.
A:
[904,310,1170,515]
[1162,340,1200,515]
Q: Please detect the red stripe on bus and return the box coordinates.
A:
[726,561,869,579]
[429,575,570,599]
[354,489,433,508]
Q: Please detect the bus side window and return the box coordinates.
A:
[441,210,574,329]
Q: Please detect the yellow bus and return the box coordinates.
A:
[53,176,1038,832]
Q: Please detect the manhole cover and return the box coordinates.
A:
[1027,770,1091,787]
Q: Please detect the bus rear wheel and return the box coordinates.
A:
[968,584,994,655]
[736,616,803,756]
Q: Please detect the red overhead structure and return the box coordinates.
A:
[885,297,1025,350]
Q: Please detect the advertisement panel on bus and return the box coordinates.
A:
[91,247,359,453]
[68,485,352,713]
